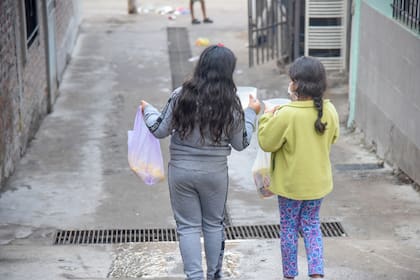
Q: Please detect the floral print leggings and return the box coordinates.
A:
[278,196,324,278]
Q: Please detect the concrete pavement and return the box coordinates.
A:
[0,0,419,279]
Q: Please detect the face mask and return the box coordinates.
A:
[288,82,298,101]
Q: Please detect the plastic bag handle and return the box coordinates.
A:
[134,107,146,131]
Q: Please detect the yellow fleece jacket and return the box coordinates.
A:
[258,100,339,200]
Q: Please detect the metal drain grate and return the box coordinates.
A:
[167,27,193,90]
[225,224,280,240]
[54,228,179,245]
[225,222,346,240]
[319,222,347,237]
[54,222,346,245]
[335,162,384,171]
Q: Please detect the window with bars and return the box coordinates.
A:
[25,0,39,47]
[391,0,420,33]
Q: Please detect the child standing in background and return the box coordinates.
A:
[190,0,213,24]
[258,56,339,280]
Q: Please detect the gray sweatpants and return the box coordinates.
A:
[168,162,228,280]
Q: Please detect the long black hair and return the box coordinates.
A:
[172,45,243,143]
[289,56,327,134]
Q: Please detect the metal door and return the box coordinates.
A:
[248,0,290,67]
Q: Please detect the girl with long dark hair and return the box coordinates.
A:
[258,56,339,280]
[141,45,261,280]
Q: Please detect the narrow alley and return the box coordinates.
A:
[0,1,419,279]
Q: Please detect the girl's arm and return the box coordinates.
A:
[258,111,288,152]
[230,108,257,151]
[142,89,181,138]
[143,100,173,139]
[230,95,260,151]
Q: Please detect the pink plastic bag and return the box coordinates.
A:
[128,108,165,185]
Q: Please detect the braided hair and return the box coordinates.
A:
[289,56,327,134]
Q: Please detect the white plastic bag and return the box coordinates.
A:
[237,86,257,109]
[251,147,274,198]
[128,108,165,185]
[251,98,290,198]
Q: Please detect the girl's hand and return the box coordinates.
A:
[140,100,148,113]
[248,94,261,114]
[264,104,280,114]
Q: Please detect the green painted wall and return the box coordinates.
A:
[364,0,393,18]
[348,0,393,127]
[365,0,419,36]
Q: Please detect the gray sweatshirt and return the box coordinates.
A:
[143,88,257,171]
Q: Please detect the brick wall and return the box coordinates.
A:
[21,26,48,148]
[55,0,80,84]
[0,0,80,188]
[55,0,75,46]
[1,0,21,186]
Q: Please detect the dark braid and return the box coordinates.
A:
[313,96,327,134]
[289,56,328,135]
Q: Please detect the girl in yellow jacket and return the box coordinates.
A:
[258,56,339,280]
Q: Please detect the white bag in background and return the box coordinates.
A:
[251,147,274,198]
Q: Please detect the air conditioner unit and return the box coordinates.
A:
[305,0,348,71]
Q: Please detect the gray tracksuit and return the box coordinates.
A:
[143,88,257,280]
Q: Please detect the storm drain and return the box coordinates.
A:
[54,222,346,245]
[225,222,346,239]
[167,27,193,90]
[335,162,384,171]
[54,228,179,245]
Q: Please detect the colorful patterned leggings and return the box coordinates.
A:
[278,196,324,278]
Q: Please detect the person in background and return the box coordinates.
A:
[190,0,213,24]
[258,56,340,280]
[141,45,261,280]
